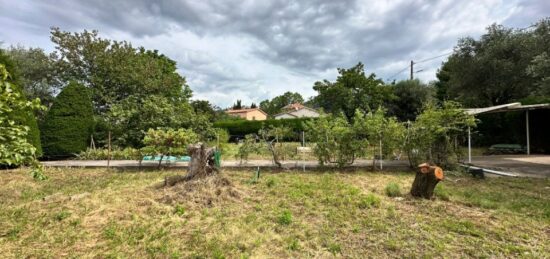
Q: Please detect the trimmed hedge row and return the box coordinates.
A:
[213,117,315,136]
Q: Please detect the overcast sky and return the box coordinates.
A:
[1,0,548,107]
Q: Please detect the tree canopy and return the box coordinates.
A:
[50,28,192,113]
[311,62,393,119]
[436,18,550,107]
[259,91,304,116]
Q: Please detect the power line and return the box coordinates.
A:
[415,51,453,64]
[387,65,410,81]
[388,51,454,81]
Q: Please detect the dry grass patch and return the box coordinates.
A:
[0,167,548,258]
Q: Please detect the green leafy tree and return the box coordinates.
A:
[5,46,61,109]
[259,92,304,115]
[236,134,259,164]
[436,18,550,106]
[50,28,191,113]
[0,64,45,178]
[386,79,434,121]
[107,95,197,148]
[405,101,476,168]
[142,128,198,168]
[259,125,292,167]
[41,81,94,157]
[305,114,367,167]
[0,48,43,157]
[312,62,393,119]
[353,108,405,164]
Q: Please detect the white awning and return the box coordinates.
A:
[464,102,550,115]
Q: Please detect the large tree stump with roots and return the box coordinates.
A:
[410,164,444,199]
[164,143,220,187]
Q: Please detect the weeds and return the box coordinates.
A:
[384,182,401,197]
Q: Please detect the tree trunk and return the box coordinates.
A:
[266,139,282,168]
[410,166,444,199]
[163,143,219,187]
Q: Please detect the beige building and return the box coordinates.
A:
[225,108,268,121]
[274,103,320,119]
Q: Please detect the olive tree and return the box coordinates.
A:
[353,108,405,169]
[405,101,476,168]
[305,114,368,167]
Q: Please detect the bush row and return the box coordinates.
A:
[213,117,315,137]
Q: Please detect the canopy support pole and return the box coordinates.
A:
[526,110,530,155]
[468,126,472,164]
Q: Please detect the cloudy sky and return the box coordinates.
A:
[1,0,548,107]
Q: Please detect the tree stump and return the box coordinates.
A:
[410,166,444,199]
[163,143,220,187]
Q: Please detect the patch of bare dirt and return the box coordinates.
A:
[157,176,243,208]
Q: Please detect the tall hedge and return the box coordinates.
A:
[41,81,94,157]
[213,117,314,137]
[0,49,43,157]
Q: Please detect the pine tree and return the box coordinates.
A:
[41,81,94,157]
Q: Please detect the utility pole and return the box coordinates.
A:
[410,60,414,80]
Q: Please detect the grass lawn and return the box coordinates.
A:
[0,168,548,258]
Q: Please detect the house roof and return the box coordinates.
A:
[282,103,305,111]
[274,106,319,118]
[225,108,268,116]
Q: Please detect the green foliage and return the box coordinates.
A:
[41,81,94,157]
[405,101,476,168]
[434,184,451,201]
[436,19,550,106]
[142,128,198,157]
[353,108,406,160]
[50,28,191,112]
[384,182,402,197]
[277,210,292,225]
[0,48,43,157]
[311,62,393,119]
[259,91,304,116]
[174,205,186,216]
[107,95,197,148]
[0,63,44,167]
[386,79,434,121]
[236,134,259,163]
[5,46,60,109]
[213,117,312,137]
[305,114,367,167]
[259,125,294,166]
[358,193,381,208]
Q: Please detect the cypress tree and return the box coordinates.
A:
[0,49,43,157]
[41,81,94,157]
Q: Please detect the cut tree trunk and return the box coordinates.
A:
[163,143,219,187]
[410,166,444,199]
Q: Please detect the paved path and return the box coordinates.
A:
[469,155,550,178]
[42,155,550,178]
[42,159,411,170]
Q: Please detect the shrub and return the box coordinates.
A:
[385,182,402,197]
[0,51,43,157]
[358,193,381,208]
[236,134,259,163]
[277,210,292,225]
[41,81,94,157]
